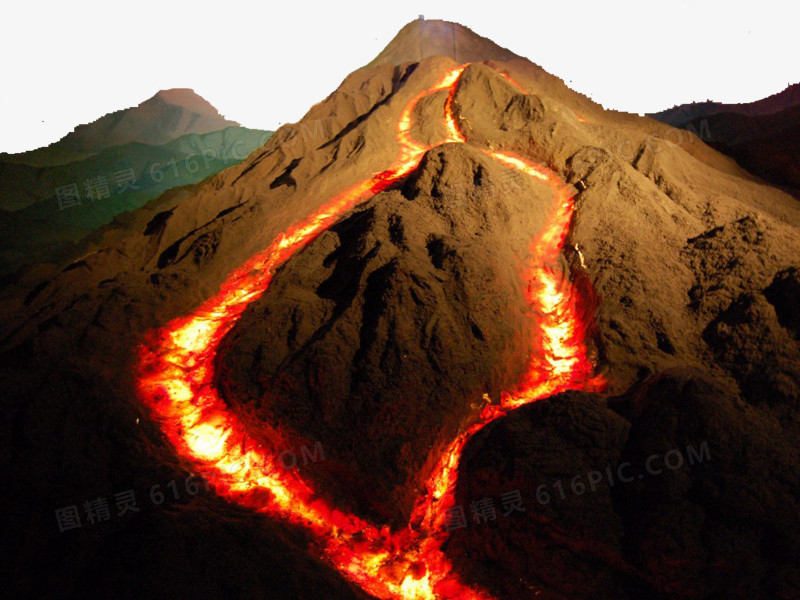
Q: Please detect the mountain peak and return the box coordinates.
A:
[149,88,229,119]
[367,19,519,68]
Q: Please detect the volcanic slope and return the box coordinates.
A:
[2,19,800,600]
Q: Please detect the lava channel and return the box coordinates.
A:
[136,63,605,600]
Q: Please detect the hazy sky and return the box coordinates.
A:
[2,0,796,153]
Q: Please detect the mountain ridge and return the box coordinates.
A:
[649,81,800,126]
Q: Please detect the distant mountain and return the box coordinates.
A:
[649,82,800,127]
[650,83,800,197]
[680,104,800,197]
[0,87,270,274]
[0,126,271,274]
[0,125,271,212]
[1,88,240,168]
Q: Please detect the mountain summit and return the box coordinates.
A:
[149,88,232,117]
[367,18,519,67]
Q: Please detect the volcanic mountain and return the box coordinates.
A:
[2,18,799,600]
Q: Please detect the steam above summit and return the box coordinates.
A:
[367,18,519,67]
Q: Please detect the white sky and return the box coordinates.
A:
[1,0,796,153]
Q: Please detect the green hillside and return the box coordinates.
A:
[0,126,272,274]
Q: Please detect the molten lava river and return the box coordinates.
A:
[136,64,606,599]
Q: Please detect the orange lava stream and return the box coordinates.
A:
[136,64,604,600]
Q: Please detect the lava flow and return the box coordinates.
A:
[136,63,605,600]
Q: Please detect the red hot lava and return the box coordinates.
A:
[136,64,605,600]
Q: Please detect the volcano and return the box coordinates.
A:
[2,18,800,600]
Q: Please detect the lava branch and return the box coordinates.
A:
[136,63,604,600]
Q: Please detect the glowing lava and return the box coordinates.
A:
[136,63,604,599]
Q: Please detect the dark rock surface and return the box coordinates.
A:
[449,369,800,600]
